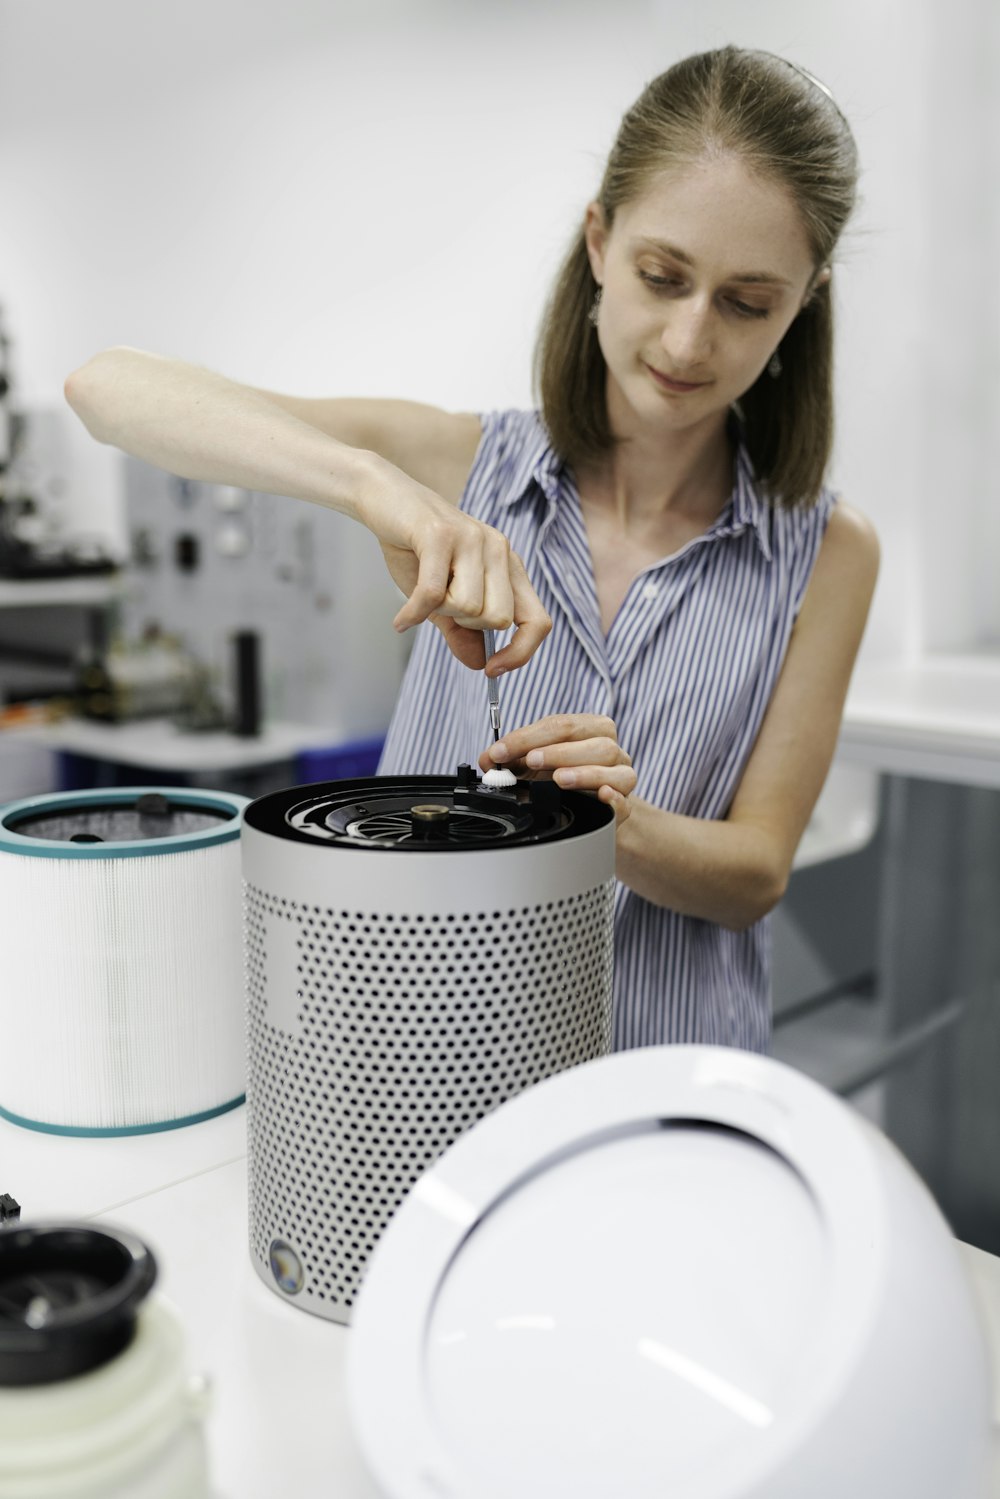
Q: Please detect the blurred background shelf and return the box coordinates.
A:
[0,575,120,607]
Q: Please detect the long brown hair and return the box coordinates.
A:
[534,47,859,507]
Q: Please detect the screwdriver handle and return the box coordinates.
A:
[483,629,499,707]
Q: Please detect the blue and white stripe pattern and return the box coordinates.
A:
[380,410,835,1053]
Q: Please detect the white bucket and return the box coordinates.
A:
[0,1224,212,1499]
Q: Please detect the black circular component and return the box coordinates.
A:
[0,1224,157,1386]
[244,769,614,852]
[295,791,530,846]
[135,793,171,817]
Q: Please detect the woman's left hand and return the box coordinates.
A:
[479,713,637,824]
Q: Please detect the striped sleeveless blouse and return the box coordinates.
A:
[379,410,835,1054]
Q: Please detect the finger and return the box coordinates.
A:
[391,529,456,631]
[599,786,633,825]
[474,752,638,808]
[490,715,620,761]
[523,737,631,771]
[472,753,638,819]
[552,764,638,796]
[442,531,488,624]
[393,518,501,631]
[473,529,515,635]
[434,617,494,670]
[489,551,550,671]
[444,530,520,633]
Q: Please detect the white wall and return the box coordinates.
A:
[1,0,997,661]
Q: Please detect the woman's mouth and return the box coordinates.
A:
[645,363,710,394]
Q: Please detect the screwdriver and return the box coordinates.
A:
[483,629,501,742]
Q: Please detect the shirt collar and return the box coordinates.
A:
[714,440,774,561]
[498,411,774,561]
[497,412,565,511]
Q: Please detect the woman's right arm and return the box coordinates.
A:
[64,347,550,670]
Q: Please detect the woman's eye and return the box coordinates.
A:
[638,270,681,291]
[728,297,770,320]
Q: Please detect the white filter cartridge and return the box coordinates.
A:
[0,787,248,1135]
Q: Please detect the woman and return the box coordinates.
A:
[65,46,878,1054]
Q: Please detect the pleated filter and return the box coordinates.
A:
[0,787,248,1135]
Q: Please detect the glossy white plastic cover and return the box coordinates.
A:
[427,1123,824,1492]
[348,1045,993,1499]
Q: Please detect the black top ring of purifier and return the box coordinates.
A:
[244,766,614,852]
[0,1224,157,1385]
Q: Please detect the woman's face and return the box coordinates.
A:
[585,154,824,442]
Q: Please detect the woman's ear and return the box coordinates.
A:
[584,201,608,284]
[802,264,832,307]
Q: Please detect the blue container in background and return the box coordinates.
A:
[295,735,385,784]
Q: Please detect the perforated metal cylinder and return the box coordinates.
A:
[242,777,616,1322]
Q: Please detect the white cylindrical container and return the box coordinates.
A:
[242,766,617,1322]
[0,1224,212,1499]
[0,786,248,1135]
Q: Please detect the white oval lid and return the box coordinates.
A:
[348,1045,902,1499]
[426,1120,824,1489]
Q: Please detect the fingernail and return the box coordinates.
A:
[526,750,543,768]
[492,742,509,762]
[557,769,577,785]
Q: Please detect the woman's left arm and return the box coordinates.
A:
[483,502,879,930]
[616,501,879,928]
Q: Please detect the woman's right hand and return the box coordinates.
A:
[363,472,551,672]
[64,351,549,672]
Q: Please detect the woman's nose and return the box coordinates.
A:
[662,299,713,368]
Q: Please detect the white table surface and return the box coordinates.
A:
[0,1107,379,1499]
[839,653,1000,787]
[9,715,348,772]
[2,1103,999,1499]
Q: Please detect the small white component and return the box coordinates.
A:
[215,522,250,558]
[482,767,517,788]
[215,485,248,512]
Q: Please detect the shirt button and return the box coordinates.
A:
[641,581,660,601]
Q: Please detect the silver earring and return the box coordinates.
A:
[588,288,603,327]
[768,349,783,378]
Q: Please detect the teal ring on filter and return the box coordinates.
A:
[0,786,248,860]
[0,1093,246,1137]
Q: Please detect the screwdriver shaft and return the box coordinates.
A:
[484,629,501,742]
